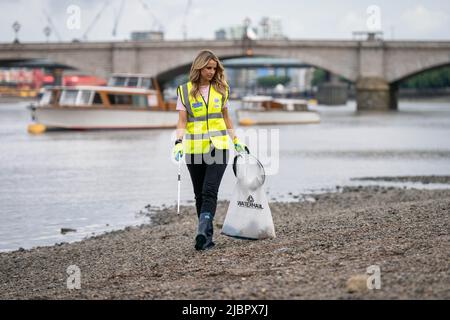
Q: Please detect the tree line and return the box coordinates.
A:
[311,66,450,89]
[401,66,450,89]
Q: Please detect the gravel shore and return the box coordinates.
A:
[352,175,450,184]
[1,181,449,300]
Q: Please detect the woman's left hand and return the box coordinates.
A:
[233,137,249,154]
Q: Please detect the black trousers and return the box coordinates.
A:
[186,147,229,218]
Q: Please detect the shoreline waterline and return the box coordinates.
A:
[1,176,449,253]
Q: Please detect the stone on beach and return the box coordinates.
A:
[60,228,77,234]
[346,274,370,293]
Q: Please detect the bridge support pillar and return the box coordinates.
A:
[389,82,399,110]
[317,82,348,105]
[356,77,397,111]
[317,72,348,105]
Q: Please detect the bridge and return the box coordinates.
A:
[1,39,449,110]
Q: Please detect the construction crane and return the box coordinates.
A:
[112,0,126,37]
[182,0,192,40]
[82,0,111,41]
[42,9,62,42]
[139,0,165,33]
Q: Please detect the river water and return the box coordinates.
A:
[1,99,449,252]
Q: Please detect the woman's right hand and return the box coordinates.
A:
[173,142,183,161]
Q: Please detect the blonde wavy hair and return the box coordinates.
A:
[189,50,228,100]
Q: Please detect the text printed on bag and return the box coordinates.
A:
[237,195,264,210]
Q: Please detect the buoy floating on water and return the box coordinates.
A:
[27,123,46,134]
[239,118,255,126]
[308,99,318,106]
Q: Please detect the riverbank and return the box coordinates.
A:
[0,96,35,104]
[352,175,450,184]
[0,181,449,299]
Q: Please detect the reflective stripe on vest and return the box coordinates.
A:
[186,130,228,140]
[188,112,223,122]
[181,83,193,116]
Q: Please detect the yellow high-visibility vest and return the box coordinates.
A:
[178,82,230,154]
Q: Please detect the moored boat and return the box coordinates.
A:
[28,74,178,132]
[237,96,320,126]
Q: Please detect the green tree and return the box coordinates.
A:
[257,75,291,88]
[311,69,327,87]
[401,66,450,89]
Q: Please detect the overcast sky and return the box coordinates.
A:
[1,0,449,43]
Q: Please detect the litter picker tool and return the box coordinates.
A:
[177,159,181,214]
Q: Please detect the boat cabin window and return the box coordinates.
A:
[39,90,53,106]
[109,76,126,86]
[134,95,149,107]
[60,89,77,105]
[108,94,131,105]
[59,89,94,106]
[79,90,92,105]
[141,78,153,89]
[107,93,149,108]
[92,93,102,104]
[127,77,139,87]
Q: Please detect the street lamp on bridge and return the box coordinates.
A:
[242,17,255,56]
[12,21,21,44]
[352,31,384,41]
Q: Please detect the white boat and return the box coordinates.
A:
[28,74,178,132]
[237,95,320,126]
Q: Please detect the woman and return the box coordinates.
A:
[172,50,248,251]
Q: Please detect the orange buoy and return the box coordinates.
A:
[239,118,255,126]
[27,123,46,134]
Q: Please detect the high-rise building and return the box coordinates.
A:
[131,31,164,41]
[258,17,284,40]
[215,29,227,40]
[214,17,286,40]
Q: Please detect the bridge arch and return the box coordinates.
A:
[0,45,112,77]
[155,52,355,87]
[249,49,358,82]
[389,61,450,85]
[386,47,450,84]
[155,54,258,85]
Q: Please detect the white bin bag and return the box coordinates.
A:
[221,153,276,240]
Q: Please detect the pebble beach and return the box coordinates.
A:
[1,176,449,300]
